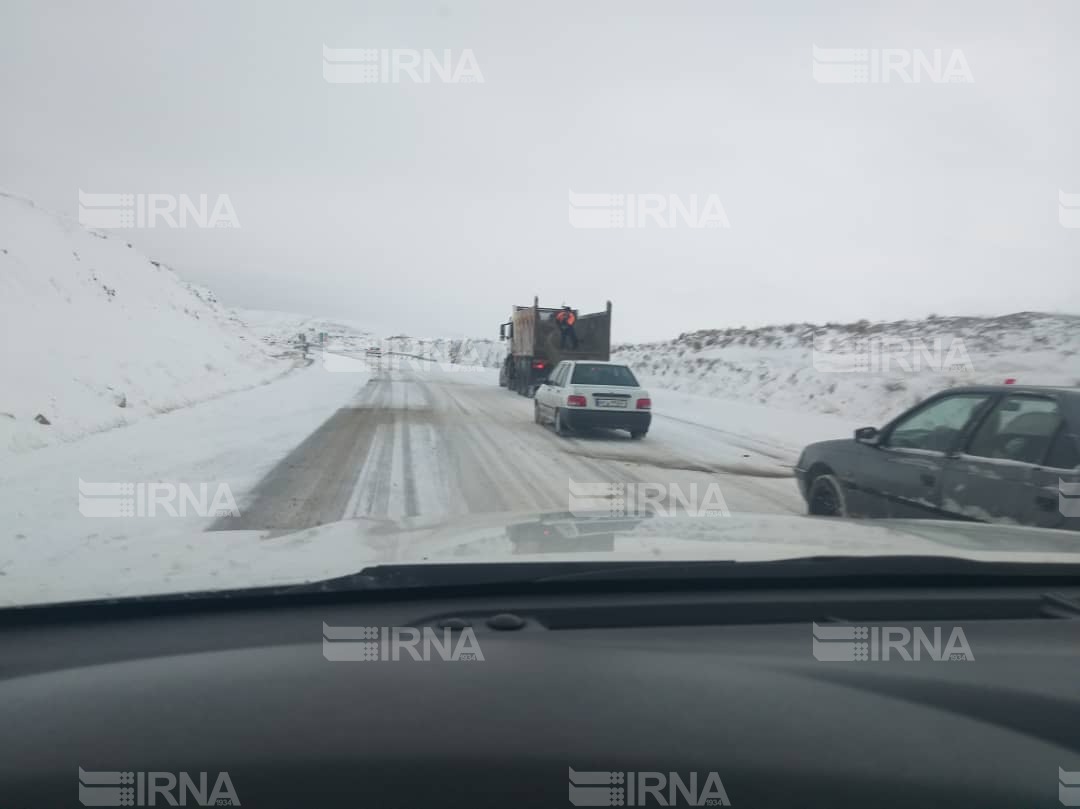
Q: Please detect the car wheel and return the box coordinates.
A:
[630,430,647,440]
[808,473,847,517]
[554,408,569,436]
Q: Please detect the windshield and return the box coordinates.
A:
[2,2,1080,608]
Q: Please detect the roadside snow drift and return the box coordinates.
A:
[614,313,1080,425]
[0,191,285,453]
[238,308,504,371]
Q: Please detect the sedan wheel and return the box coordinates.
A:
[808,473,847,517]
[554,408,569,437]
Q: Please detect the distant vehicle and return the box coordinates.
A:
[365,346,382,357]
[498,297,612,396]
[796,385,1080,530]
[534,360,651,439]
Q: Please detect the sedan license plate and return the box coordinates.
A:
[595,398,627,408]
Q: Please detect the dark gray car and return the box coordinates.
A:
[795,385,1080,531]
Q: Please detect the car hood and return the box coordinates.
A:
[9,511,1080,608]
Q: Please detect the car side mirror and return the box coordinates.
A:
[855,426,880,444]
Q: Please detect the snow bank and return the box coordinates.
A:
[235,309,376,353]
[237,309,504,371]
[0,191,286,454]
[382,335,503,369]
[614,312,1080,425]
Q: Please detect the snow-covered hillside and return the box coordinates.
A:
[0,192,286,454]
[614,312,1080,424]
[241,308,1080,425]
[383,334,503,369]
[3,183,1073,458]
[236,309,376,352]
[237,309,504,371]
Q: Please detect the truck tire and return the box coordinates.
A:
[630,430,647,440]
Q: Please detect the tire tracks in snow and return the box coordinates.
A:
[211,367,806,534]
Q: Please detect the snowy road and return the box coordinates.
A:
[212,364,805,533]
[2,356,854,605]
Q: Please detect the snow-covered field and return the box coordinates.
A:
[0,191,287,454]
[614,312,1080,425]
[0,359,369,605]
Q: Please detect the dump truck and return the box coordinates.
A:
[498,298,612,396]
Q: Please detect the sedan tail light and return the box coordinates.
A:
[636,398,652,410]
[532,360,546,369]
[567,395,587,407]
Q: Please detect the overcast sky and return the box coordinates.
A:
[2,0,1078,341]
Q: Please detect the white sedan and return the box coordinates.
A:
[534,360,652,439]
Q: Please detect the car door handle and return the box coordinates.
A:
[920,473,936,487]
[1034,493,1057,511]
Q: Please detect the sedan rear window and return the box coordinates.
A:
[571,364,639,386]
[966,396,1062,464]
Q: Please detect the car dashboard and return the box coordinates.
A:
[3,580,1080,808]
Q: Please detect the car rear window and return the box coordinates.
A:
[571,364,639,386]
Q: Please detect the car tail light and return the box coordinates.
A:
[567,395,587,407]
[636,398,652,410]
[1004,378,1016,385]
[532,360,546,369]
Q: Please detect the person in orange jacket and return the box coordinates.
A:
[555,305,578,349]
